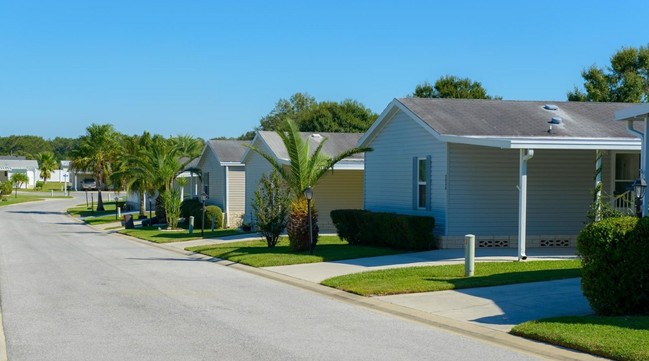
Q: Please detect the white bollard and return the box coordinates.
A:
[50,190,54,197]
[464,234,475,277]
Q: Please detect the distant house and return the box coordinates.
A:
[0,156,38,188]
[196,140,249,227]
[358,98,640,254]
[242,131,364,232]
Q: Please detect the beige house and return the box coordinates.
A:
[241,131,365,233]
[196,140,249,228]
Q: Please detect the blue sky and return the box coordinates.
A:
[1,1,647,140]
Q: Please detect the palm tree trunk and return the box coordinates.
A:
[139,192,146,217]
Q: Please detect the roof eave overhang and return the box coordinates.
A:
[219,162,244,167]
[440,135,641,150]
[615,104,649,121]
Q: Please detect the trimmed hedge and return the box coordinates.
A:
[180,199,223,229]
[330,209,436,250]
[577,216,649,315]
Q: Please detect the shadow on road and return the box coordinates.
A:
[8,210,67,215]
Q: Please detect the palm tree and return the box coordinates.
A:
[71,124,121,212]
[111,132,155,217]
[120,134,202,228]
[10,173,29,198]
[35,151,58,183]
[246,119,371,251]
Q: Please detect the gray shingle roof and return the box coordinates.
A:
[0,158,38,170]
[208,140,250,163]
[257,131,364,161]
[397,98,639,138]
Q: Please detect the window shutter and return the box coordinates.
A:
[426,155,432,211]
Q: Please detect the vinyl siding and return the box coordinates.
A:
[313,170,363,233]
[197,149,226,209]
[364,109,447,235]
[447,144,594,237]
[244,142,275,225]
[226,166,246,226]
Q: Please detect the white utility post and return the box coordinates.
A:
[464,234,475,277]
[518,148,534,261]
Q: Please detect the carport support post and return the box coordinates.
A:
[518,149,534,261]
[464,234,475,277]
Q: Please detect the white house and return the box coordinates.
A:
[358,98,640,255]
[242,131,365,232]
[0,156,38,188]
[196,140,249,227]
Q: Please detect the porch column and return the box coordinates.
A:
[595,150,603,221]
[640,117,649,217]
[518,149,534,261]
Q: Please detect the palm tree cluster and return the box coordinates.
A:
[72,123,203,225]
[247,119,371,251]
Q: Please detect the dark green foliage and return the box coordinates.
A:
[35,180,44,190]
[0,180,12,196]
[331,209,436,250]
[205,205,223,230]
[330,209,369,245]
[577,216,649,315]
[179,199,222,230]
[252,171,290,248]
[287,198,319,252]
[242,92,378,138]
[410,76,500,100]
[568,44,649,102]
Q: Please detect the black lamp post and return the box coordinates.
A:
[148,197,152,224]
[304,186,314,254]
[200,192,208,238]
[632,177,647,217]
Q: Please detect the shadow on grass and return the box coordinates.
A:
[430,269,582,290]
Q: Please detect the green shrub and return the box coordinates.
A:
[0,180,12,196]
[577,216,649,315]
[252,171,290,248]
[205,205,223,230]
[330,209,369,245]
[180,198,202,220]
[331,209,436,250]
[35,180,44,190]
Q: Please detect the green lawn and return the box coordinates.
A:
[187,236,405,267]
[512,316,649,361]
[119,227,246,243]
[0,194,44,207]
[321,260,581,296]
[67,201,122,218]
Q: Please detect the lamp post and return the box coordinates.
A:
[304,186,314,254]
[200,192,208,238]
[148,197,152,224]
[632,177,647,217]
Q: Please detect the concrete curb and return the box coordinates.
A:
[109,231,604,361]
[0,303,7,361]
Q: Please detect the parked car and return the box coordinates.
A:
[81,178,97,191]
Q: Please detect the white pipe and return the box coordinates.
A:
[518,149,534,261]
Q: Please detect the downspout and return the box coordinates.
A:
[626,120,648,216]
[224,166,230,228]
[518,148,534,261]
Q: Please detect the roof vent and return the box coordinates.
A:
[549,116,562,124]
[544,104,559,111]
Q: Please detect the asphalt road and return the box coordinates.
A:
[0,196,542,361]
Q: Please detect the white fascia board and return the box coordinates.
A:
[332,160,364,170]
[615,104,649,121]
[219,162,244,167]
[440,134,640,150]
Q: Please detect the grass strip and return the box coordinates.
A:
[511,315,649,361]
[187,236,404,267]
[321,260,581,296]
[0,194,44,207]
[119,227,245,243]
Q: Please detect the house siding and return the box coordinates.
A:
[227,166,246,227]
[198,149,226,209]
[364,109,447,235]
[314,170,364,233]
[446,144,594,241]
[244,142,274,226]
